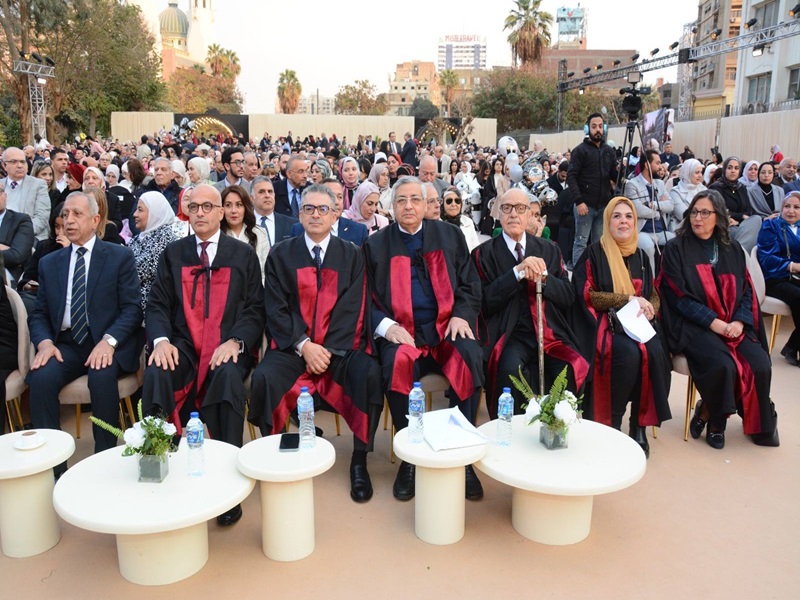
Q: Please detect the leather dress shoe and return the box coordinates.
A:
[465,465,483,500]
[629,425,650,459]
[216,504,242,526]
[350,463,373,503]
[393,461,415,501]
[706,429,725,450]
[689,399,706,440]
[780,344,800,367]
[752,402,780,447]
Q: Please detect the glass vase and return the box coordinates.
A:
[138,453,169,483]
[539,423,569,450]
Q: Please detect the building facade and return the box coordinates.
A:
[437,35,487,71]
[387,61,440,116]
[297,95,336,115]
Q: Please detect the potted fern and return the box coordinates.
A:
[511,366,580,450]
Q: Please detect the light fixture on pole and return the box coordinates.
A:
[583,67,591,74]
[596,64,603,70]
[710,28,722,40]
[613,59,621,66]
[790,4,800,17]
[631,53,640,62]
[579,87,585,95]
[752,44,766,56]
[669,42,679,51]
[745,18,758,29]
[12,49,55,141]
[650,48,660,57]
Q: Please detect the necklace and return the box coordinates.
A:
[710,240,718,267]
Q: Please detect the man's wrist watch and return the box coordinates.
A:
[231,338,245,354]
[103,334,118,349]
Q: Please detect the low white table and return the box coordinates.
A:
[392,428,487,545]
[476,416,646,545]
[0,430,75,557]
[53,439,255,586]
[237,435,335,561]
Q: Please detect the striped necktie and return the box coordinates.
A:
[71,247,89,344]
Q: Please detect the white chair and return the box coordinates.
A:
[749,246,792,354]
[4,286,30,432]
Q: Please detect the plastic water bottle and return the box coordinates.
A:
[408,382,425,444]
[497,388,514,447]
[186,412,205,477]
[298,387,316,449]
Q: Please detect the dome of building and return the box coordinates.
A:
[159,1,189,39]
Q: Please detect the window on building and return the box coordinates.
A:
[474,77,480,84]
[788,68,800,100]
[725,67,736,82]
[747,72,772,104]
[754,0,778,29]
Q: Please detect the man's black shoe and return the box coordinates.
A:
[350,463,373,503]
[465,465,483,500]
[216,504,242,526]
[392,461,415,501]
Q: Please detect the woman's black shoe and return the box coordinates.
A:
[780,344,800,366]
[629,425,650,459]
[689,399,706,439]
[706,429,725,450]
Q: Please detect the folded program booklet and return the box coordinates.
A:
[422,408,487,451]
[616,298,657,344]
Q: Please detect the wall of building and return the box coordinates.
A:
[110,112,176,142]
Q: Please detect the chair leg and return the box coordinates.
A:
[391,424,396,464]
[118,403,126,431]
[75,405,81,439]
[243,398,257,441]
[426,392,432,412]
[285,414,290,432]
[769,314,782,354]
[5,401,14,433]
[12,397,24,430]
[335,414,341,436]
[124,396,136,424]
[652,426,658,439]
[683,375,694,442]
[383,397,389,430]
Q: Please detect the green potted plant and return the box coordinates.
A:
[511,366,580,450]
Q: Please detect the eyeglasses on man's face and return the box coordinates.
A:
[500,203,529,214]
[301,204,332,215]
[395,196,424,207]
[187,202,221,214]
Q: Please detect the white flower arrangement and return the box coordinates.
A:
[91,400,178,457]
[511,366,581,433]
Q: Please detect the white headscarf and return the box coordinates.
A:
[138,191,175,236]
[703,163,718,185]
[82,166,106,190]
[678,159,706,194]
[105,164,120,184]
[188,156,211,186]
[171,160,188,188]
[738,160,759,187]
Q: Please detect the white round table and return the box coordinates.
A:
[53,439,255,586]
[237,435,335,561]
[476,416,646,545]
[392,428,487,545]
[0,429,75,557]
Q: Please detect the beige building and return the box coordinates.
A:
[387,61,441,116]
[691,0,742,118]
[531,44,637,91]
[297,95,336,115]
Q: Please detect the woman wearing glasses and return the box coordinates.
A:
[441,186,479,251]
[572,197,672,458]
[659,190,778,449]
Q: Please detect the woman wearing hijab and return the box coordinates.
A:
[128,191,178,313]
[171,186,193,238]
[703,163,718,186]
[171,160,189,188]
[343,181,388,235]
[739,160,759,187]
[669,158,707,231]
[338,156,360,210]
[187,156,211,187]
[440,186,480,251]
[709,156,762,252]
[367,163,392,218]
[659,189,778,450]
[572,197,671,458]
[387,153,402,187]
[748,162,785,218]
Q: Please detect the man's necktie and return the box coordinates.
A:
[70,247,88,344]
[261,215,272,248]
[291,189,300,218]
[260,215,267,230]
[515,242,525,264]
[10,181,17,190]
[200,241,210,268]
[313,245,322,289]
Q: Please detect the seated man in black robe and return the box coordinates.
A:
[472,188,588,418]
[249,184,383,503]
[364,175,485,502]
[143,183,265,526]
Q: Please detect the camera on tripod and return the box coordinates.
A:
[619,71,651,120]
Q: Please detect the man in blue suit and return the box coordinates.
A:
[251,176,297,251]
[273,155,308,217]
[27,192,143,474]
[291,178,368,246]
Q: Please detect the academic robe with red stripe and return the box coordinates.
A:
[471,233,588,417]
[363,220,484,400]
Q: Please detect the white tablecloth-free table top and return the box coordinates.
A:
[475,416,646,545]
[392,427,487,469]
[0,429,75,558]
[237,435,335,482]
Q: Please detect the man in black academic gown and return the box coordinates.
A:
[364,175,485,502]
[249,184,383,503]
[472,188,588,418]
[142,184,265,526]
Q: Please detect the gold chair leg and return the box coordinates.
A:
[391,424,396,464]
[426,392,432,412]
[769,315,782,354]
[335,414,341,436]
[118,403,126,431]
[285,414,290,432]
[383,397,389,430]
[683,375,694,442]
[5,401,14,433]
[124,396,136,424]
[244,398,257,441]
[12,397,24,430]
[75,405,81,439]
[652,426,658,439]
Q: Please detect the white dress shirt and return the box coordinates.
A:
[61,236,97,331]
[503,231,528,281]
[295,234,332,354]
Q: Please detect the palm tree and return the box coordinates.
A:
[222,49,241,79]
[504,0,553,67]
[277,69,302,114]
[206,44,226,77]
[438,69,458,117]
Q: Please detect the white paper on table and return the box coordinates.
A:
[421,407,487,451]
[616,298,657,343]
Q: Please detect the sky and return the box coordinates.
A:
[152,0,700,113]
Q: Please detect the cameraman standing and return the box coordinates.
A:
[568,113,618,267]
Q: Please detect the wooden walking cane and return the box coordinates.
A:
[536,278,545,398]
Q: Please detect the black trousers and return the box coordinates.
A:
[27,330,123,454]
[765,278,800,351]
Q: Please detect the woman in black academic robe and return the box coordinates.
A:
[572,197,671,458]
[658,189,779,450]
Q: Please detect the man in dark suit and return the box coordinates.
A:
[27,192,143,475]
[252,176,298,250]
[400,132,418,170]
[0,187,34,285]
[2,147,50,240]
[380,132,401,156]
[291,178,368,246]
[273,155,308,217]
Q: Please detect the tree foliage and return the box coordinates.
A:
[438,69,459,117]
[408,97,439,120]
[166,66,243,114]
[334,80,388,116]
[277,69,302,114]
[504,0,553,67]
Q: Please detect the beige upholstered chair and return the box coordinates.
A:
[749,246,792,354]
[4,286,30,432]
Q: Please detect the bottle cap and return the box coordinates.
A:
[190,411,199,418]
[300,386,309,393]
[502,387,511,394]
[413,382,422,388]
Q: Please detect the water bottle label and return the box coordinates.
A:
[187,429,204,445]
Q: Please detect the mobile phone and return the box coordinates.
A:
[279,432,299,452]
